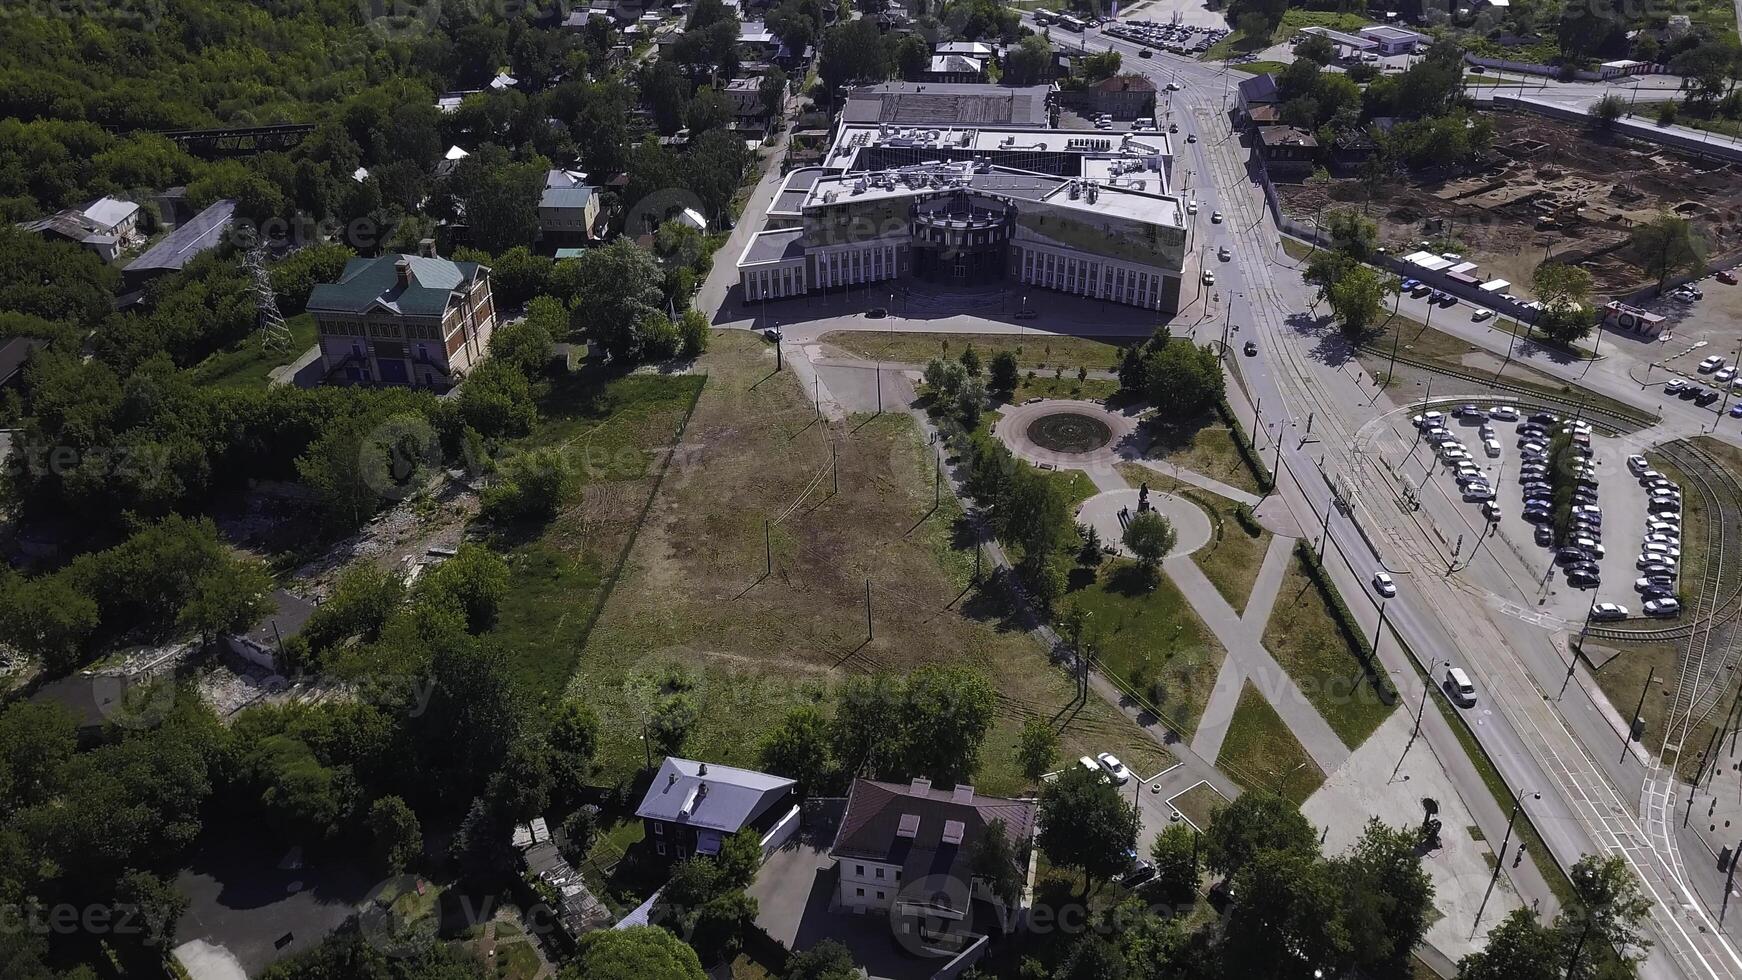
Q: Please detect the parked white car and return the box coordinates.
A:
[1096,752,1132,785]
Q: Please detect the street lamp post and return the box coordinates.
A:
[1472,790,1539,937]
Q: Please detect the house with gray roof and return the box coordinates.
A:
[16,195,141,262]
[306,248,496,388]
[122,199,236,289]
[635,757,798,862]
[830,776,1036,956]
[539,170,601,244]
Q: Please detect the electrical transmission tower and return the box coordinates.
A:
[246,246,293,352]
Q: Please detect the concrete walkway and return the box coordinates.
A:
[1240,533,1298,627]
[1189,656,1247,761]
[1117,451,1262,506]
[1164,556,1352,773]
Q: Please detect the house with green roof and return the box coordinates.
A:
[306,249,496,388]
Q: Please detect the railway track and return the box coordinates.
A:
[1653,442,1737,753]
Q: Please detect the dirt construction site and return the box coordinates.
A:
[1278,109,1742,299]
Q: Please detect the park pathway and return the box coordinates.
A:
[1164,555,1351,773]
[1191,533,1299,760]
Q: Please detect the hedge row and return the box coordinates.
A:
[1215,397,1275,493]
[1293,540,1398,705]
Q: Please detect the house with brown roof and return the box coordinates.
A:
[829,777,1036,956]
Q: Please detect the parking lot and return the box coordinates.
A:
[1405,404,1684,623]
[1100,18,1229,56]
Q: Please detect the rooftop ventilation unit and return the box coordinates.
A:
[896,813,921,839]
[940,820,966,845]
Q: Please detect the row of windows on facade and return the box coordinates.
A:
[317,318,446,341]
[1019,247,1162,307]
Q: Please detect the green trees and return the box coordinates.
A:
[451,148,548,255]
[1016,717,1059,782]
[892,33,932,81]
[1306,253,1398,341]
[1148,821,1200,906]
[1122,511,1176,575]
[1531,263,1597,345]
[1037,765,1141,891]
[1202,790,1315,878]
[1140,340,1224,417]
[271,243,355,315]
[567,239,668,363]
[1325,209,1379,261]
[828,667,996,785]
[369,795,424,874]
[1005,36,1054,85]
[417,544,510,633]
[480,448,575,525]
[1593,93,1626,129]
[970,818,1027,906]
[0,515,272,673]
[1630,212,1706,293]
[759,703,834,795]
[650,836,763,965]
[989,349,1020,396]
[0,227,119,325]
[1455,854,1652,979]
[678,308,711,358]
[820,18,891,93]
[784,940,859,980]
[1336,819,1435,975]
[1294,34,1336,66]
[567,926,707,980]
[1456,908,1563,980]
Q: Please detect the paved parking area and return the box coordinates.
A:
[1409,408,1676,622]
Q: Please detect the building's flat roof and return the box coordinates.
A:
[1300,25,1377,49]
[841,82,1051,128]
[771,167,825,215]
[1360,25,1424,40]
[740,226,807,265]
[802,164,1183,229]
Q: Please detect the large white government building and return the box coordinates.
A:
[737,83,1189,313]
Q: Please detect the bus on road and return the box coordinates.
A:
[1057,13,1085,31]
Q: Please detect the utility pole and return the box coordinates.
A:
[1473,791,1536,937]
[1318,496,1332,560]
[865,578,872,640]
[875,362,882,413]
[1623,667,1654,763]
[832,441,839,494]
[935,458,941,508]
[764,520,772,576]
[1724,842,1741,922]
[1373,600,1389,654]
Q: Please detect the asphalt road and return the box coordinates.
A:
[1059,17,1742,977]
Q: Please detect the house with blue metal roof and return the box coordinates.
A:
[305,248,496,388]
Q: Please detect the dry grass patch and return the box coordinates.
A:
[573,332,1166,795]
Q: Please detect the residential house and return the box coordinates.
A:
[724,76,781,137]
[921,54,987,84]
[0,337,47,393]
[935,41,996,60]
[224,589,316,673]
[636,757,798,861]
[738,20,782,63]
[16,196,141,261]
[1256,126,1319,168]
[306,247,496,388]
[539,169,601,244]
[830,777,1037,957]
[121,199,236,290]
[1235,72,1279,125]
